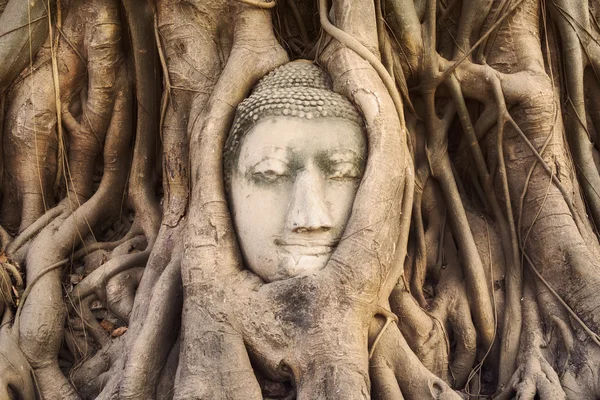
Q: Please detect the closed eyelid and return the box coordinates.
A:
[328,162,362,178]
[251,157,291,171]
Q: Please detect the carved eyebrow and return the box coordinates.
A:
[317,149,365,165]
[332,149,363,162]
[315,149,366,177]
[238,146,293,171]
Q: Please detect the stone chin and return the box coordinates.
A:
[269,251,333,282]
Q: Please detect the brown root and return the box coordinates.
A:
[494,283,566,400]
[120,247,182,399]
[14,54,132,398]
[370,322,461,400]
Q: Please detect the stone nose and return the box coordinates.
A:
[286,169,333,233]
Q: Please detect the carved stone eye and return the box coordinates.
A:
[327,162,361,181]
[251,159,291,183]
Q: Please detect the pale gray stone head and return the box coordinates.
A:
[225,61,367,282]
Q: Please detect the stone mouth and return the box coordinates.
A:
[274,238,338,256]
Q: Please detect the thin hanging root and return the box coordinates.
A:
[0,0,49,94]
[420,77,495,349]
[154,14,170,144]
[369,306,399,359]
[480,74,522,386]
[464,222,498,396]
[550,0,600,229]
[447,62,583,229]
[435,156,495,349]
[46,0,65,192]
[381,153,414,301]
[286,0,309,46]
[76,295,109,347]
[411,188,428,307]
[523,250,600,347]
[434,0,526,85]
[504,104,585,231]
[71,228,140,261]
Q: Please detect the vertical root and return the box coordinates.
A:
[122,0,161,243]
[120,248,182,399]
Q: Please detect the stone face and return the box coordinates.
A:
[229,116,366,282]
[224,61,367,282]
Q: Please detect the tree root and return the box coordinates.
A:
[370,323,462,399]
[69,251,150,305]
[3,0,600,397]
[120,246,182,399]
[5,203,65,261]
[70,336,125,399]
[105,267,144,324]
[12,57,132,398]
[92,224,183,399]
[0,316,37,400]
[494,283,566,400]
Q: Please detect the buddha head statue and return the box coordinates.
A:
[224,61,366,283]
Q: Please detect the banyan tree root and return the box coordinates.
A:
[1,0,125,234]
[0,0,134,396]
[0,0,166,397]
[77,1,223,397]
[495,282,566,400]
[0,317,37,400]
[14,64,132,398]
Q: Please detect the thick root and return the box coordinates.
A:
[495,284,566,400]
[370,323,462,400]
